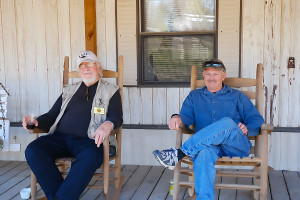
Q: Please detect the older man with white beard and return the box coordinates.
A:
[23,51,123,200]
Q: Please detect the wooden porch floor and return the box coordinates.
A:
[0,161,299,200]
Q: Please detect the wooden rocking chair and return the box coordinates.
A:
[173,63,273,200]
[28,55,124,200]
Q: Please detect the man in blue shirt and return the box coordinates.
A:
[153,59,264,200]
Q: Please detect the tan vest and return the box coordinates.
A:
[48,78,119,145]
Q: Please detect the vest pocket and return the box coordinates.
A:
[94,99,106,127]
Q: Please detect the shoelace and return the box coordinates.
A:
[162,149,177,164]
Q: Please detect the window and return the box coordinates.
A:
[139,0,216,85]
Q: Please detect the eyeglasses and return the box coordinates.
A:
[79,62,96,69]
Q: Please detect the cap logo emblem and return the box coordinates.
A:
[79,52,88,58]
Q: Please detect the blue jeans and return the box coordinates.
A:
[181,117,252,200]
[25,132,103,200]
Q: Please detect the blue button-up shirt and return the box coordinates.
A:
[179,84,264,137]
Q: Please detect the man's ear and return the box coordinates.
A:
[98,62,102,73]
[222,72,227,81]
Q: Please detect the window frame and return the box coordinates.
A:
[137,0,219,86]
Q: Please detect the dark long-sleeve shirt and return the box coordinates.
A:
[37,81,123,137]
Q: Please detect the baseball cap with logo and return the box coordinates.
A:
[76,51,99,67]
[202,59,226,72]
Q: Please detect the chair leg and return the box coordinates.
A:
[252,190,259,200]
[115,130,122,189]
[173,162,181,200]
[103,175,124,200]
[184,195,196,200]
[30,171,37,200]
[188,164,195,196]
[103,164,109,195]
[260,130,269,200]
[113,175,124,200]
[253,166,260,200]
[114,155,121,189]
[103,140,110,195]
[260,165,268,200]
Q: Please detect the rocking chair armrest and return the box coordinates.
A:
[175,128,183,149]
[175,126,193,148]
[27,127,46,140]
[179,126,194,135]
[261,123,274,133]
[110,126,122,135]
[27,127,46,134]
[27,126,122,137]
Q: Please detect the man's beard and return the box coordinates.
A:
[82,75,97,85]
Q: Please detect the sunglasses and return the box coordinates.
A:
[204,62,224,68]
[203,60,226,72]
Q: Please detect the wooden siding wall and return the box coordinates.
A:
[123,87,190,125]
[119,0,241,125]
[242,0,300,171]
[218,0,240,77]
[0,0,118,160]
[122,0,300,170]
[117,0,137,85]
[0,0,117,123]
[118,0,241,85]
[0,0,300,169]
[96,0,117,72]
[0,0,85,122]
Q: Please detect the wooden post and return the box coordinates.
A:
[63,56,69,87]
[84,0,97,54]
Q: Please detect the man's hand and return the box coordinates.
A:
[22,116,38,130]
[168,115,183,130]
[238,122,248,136]
[92,121,113,147]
